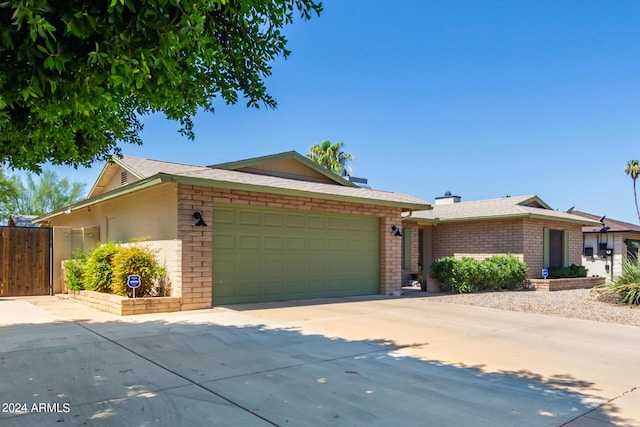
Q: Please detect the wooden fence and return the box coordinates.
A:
[0,226,52,296]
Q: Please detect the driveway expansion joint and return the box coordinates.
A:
[75,322,280,427]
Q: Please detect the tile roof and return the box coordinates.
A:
[408,195,600,225]
[572,211,640,233]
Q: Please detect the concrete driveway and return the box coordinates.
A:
[0,295,638,426]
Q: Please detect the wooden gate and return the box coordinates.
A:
[0,226,52,296]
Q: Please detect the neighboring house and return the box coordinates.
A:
[35,151,431,308]
[402,194,601,287]
[8,215,37,227]
[571,211,640,280]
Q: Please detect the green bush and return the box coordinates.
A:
[608,258,640,305]
[62,250,88,291]
[430,255,529,293]
[111,244,167,297]
[453,258,484,292]
[485,255,529,290]
[548,264,587,279]
[83,241,119,292]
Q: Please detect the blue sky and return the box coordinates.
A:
[51,0,640,223]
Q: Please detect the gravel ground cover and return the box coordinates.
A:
[424,287,640,327]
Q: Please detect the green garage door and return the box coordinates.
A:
[212,205,380,304]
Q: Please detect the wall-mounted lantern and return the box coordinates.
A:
[193,211,207,227]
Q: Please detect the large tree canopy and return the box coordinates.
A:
[0,0,322,171]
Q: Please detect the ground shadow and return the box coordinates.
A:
[0,310,633,427]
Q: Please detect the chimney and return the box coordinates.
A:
[435,191,461,205]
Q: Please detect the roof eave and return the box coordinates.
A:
[35,175,167,223]
[527,213,601,226]
[166,174,430,211]
[404,212,601,225]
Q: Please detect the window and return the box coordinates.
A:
[627,240,639,260]
[402,228,412,270]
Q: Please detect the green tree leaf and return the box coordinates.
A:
[0,0,323,172]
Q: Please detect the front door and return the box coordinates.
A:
[549,229,564,267]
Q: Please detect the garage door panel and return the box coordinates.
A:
[213,205,379,304]
[239,235,260,249]
[238,283,262,297]
[214,234,235,249]
[264,236,284,250]
[263,282,285,295]
[307,216,325,229]
[263,213,284,227]
[309,238,326,251]
[328,239,344,251]
[213,208,235,224]
[286,214,305,228]
[306,279,328,293]
[287,257,306,275]
[239,210,260,225]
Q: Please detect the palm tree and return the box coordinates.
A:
[625,159,640,223]
[306,140,353,177]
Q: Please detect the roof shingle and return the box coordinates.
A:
[408,195,599,225]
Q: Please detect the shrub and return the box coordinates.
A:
[83,242,119,292]
[608,258,640,305]
[430,255,528,293]
[453,257,483,292]
[548,264,587,279]
[62,250,88,291]
[430,257,459,292]
[484,255,528,290]
[111,244,167,297]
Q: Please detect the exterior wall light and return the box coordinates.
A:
[193,211,207,227]
[391,225,402,237]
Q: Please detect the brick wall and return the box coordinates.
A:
[177,184,403,308]
[522,219,583,279]
[433,219,525,260]
[527,276,604,291]
[431,218,584,279]
[68,291,182,316]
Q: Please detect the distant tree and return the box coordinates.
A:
[625,159,640,223]
[307,140,353,177]
[0,0,322,172]
[0,170,85,221]
[0,168,18,221]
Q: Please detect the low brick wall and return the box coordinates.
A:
[67,290,182,315]
[527,277,605,291]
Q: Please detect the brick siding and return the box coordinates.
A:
[431,218,584,279]
[527,276,604,291]
[177,184,403,308]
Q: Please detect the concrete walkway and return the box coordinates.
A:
[0,295,638,426]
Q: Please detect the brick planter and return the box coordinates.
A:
[67,290,182,316]
[527,277,605,291]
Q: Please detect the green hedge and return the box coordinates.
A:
[547,264,587,278]
[83,242,119,292]
[62,250,88,291]
[111,245,166,297]
[65,241,167,297]
[430,255,529,294]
